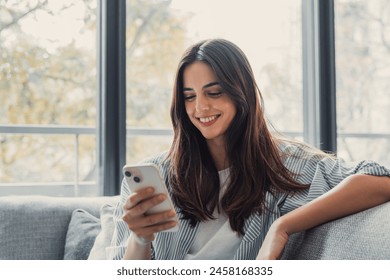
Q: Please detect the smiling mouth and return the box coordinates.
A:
[197,114,220,124]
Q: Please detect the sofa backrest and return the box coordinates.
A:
[0,195,118,260]
[2,195,389,260]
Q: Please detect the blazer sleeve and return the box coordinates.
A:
[279,144,390,215]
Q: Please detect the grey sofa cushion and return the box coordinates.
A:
[64,209,101,260]
[281,202,390,259]
[0,195,118,260]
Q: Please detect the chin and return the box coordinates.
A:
[203,132,224,141]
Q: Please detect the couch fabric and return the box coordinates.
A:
[0,195,389,260]
[64,209,101,260]
[0,195,118,260]
[281,202,390,259]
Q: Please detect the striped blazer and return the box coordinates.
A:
[106,141,390,260]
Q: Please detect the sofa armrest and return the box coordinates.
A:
[281,201,390,259]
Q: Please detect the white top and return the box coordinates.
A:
[184,168,243,260]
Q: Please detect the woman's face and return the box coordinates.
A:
[182,61,236,146]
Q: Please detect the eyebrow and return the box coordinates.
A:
[183,82,220,92]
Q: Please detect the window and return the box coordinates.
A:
[124,0,303,165]
[335,0,390,166]
[0,0,98,196]
[3,0,388,196]
[0,0,313,195]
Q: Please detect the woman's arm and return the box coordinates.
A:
[257,174,390,260]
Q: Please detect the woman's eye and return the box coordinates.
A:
[184,95,195,101]
[208,91,222,97]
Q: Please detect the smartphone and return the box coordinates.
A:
[122,163,179,232]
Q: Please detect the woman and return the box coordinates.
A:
[108,39,390,260]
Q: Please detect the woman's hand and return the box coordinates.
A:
[256,219,289,260]
[122,187,178,243]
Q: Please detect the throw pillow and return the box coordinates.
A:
[64,209,101,260]
[88,204,115,260]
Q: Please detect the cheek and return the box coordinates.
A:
[184,102,194,116]
[225,104,237,120]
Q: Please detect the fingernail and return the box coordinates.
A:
[146,187,154,193]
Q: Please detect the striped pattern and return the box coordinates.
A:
[106,142,390,260]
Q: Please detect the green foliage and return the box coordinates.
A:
[0,0,188,185]
[125,0,187,128]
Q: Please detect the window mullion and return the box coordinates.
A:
[302,0,337,153]
[98,0,127,196]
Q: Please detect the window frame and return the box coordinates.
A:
[302,0,337,153]
[100,0,339,195]
[98,0,127,196]
[0,0,339,195]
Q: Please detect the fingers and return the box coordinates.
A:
[123,187,155,210]
[132,219,178,237]
[123,210,178,238]
[122,187,178,238]
[124,209,176,229]
[125,194,167,217]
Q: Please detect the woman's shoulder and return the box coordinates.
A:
[276,137,331,164]
[140,151,170,171]
[276,138,310,155]
[140,151,168,163]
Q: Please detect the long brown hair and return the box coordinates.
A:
[167,39,308,235]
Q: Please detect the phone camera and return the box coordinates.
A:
[133,176,141,183]
[124,171,132,177]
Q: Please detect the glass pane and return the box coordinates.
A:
[0,133,98,196]
[0,0,97,125]
[337,137,390,166]
[335,0,390,165]
[2,134,77,183]
[126,135,173,164]
[0,0,98,194]
[125,0,302,164]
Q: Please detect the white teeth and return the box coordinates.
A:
[199,115,217,123]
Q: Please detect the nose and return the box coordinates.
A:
[195,94,210,112]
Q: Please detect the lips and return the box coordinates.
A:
[197,114,220,126]
[199,115,217,123]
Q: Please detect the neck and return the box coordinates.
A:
[207,139,229,171]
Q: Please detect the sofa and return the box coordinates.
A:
[281,201,390,259]
[0,195,389,260]
[0,195,119,260]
